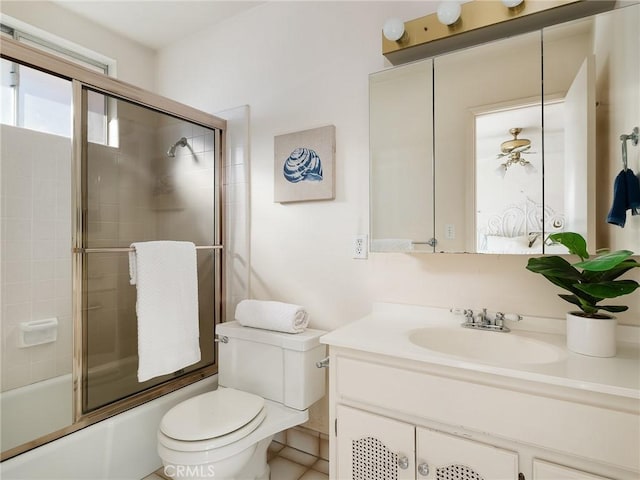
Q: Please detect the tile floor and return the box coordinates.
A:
[268,441,329,480]
[142,440,328,480]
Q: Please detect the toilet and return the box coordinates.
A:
[157,320,327,480]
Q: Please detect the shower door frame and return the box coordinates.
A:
[0,37,225,461]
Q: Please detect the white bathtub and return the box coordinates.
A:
[1,375,217,479]
[1,374,73,453]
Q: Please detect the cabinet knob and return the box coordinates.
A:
[397,455,410,469]
[418,462,430,476]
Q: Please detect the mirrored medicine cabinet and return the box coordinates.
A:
[370,3,640,254]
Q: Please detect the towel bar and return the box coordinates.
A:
[316,357,330,368]
[620,126,639,171]
[73,245,223,253]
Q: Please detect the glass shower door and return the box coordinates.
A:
[80,87,220,412]
[0,58,74,455]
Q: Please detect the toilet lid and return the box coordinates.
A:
[160,388,265,441]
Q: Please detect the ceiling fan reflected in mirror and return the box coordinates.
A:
[495,127,537,178]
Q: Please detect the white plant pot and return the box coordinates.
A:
[566,311,617,357]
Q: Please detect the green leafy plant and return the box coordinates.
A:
[526,232,639,317]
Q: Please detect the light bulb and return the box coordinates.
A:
[502,0,524,7]
[437,1,462,26]
[523,162,537,174]
[495,164,507,178]
[383,18,406,42]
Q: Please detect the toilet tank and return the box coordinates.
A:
[215,321,327,410]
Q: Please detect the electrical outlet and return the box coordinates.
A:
[353,234,368,259]
[445,223,456,240]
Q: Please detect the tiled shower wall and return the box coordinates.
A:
[217,105,250,321]
[1,124,73,391]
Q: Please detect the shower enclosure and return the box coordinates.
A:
[1,37,224,460]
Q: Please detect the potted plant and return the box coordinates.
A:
[526,232,639,357]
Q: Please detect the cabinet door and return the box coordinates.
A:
[533,459,613,480]
[337,405,415,480]
[416,427,518,479]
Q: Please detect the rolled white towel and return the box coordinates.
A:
[234,299,309,333]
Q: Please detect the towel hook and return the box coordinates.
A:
[620,126,639,171]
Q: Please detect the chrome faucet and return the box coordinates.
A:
[451,307,522,333]
[476,308,489,325]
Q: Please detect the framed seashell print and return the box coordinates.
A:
[274,125,335,203]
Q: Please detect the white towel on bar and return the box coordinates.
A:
[234,299,309,333]
[129,241,201,382]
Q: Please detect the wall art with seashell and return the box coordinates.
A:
[274,125,335,203]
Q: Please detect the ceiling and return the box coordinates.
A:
[51,1,264,50]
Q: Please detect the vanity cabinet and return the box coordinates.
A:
[416,428,518,479]
[337,404,518,479]
[532,460,612,480]
[337,405,416,479]
[327,349,639,480]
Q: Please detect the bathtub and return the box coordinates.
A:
[1,375,217,479]
[1,374,73,453]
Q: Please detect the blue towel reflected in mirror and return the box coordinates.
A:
[607,169,640,227]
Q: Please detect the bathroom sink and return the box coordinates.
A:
[408,327,565,365]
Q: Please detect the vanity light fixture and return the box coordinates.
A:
[436,1,462,26]
[382,0,615,65]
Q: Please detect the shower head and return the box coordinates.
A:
[167,137,188,157]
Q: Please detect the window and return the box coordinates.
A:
[1,24,110,142]
[1,58,73,137]
[1,24,109,75]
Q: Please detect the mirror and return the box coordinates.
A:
[370,60,434,252]
[434,30,542,254]
[370,4,640,254]
[545,4,640,252]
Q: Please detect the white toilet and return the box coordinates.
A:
[157,320,327,480]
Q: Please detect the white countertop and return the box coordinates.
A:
[320,303,640,399]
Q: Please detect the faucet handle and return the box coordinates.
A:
[450,307,477,325]
[494,312,522,328]
[450,307,474,319]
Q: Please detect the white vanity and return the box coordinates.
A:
[320,303,640,480]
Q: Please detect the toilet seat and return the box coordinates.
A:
[159,388,266,451]
[158,398,309,468]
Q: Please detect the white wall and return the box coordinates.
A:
[156,1,640,336]
[0,1,156,91]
